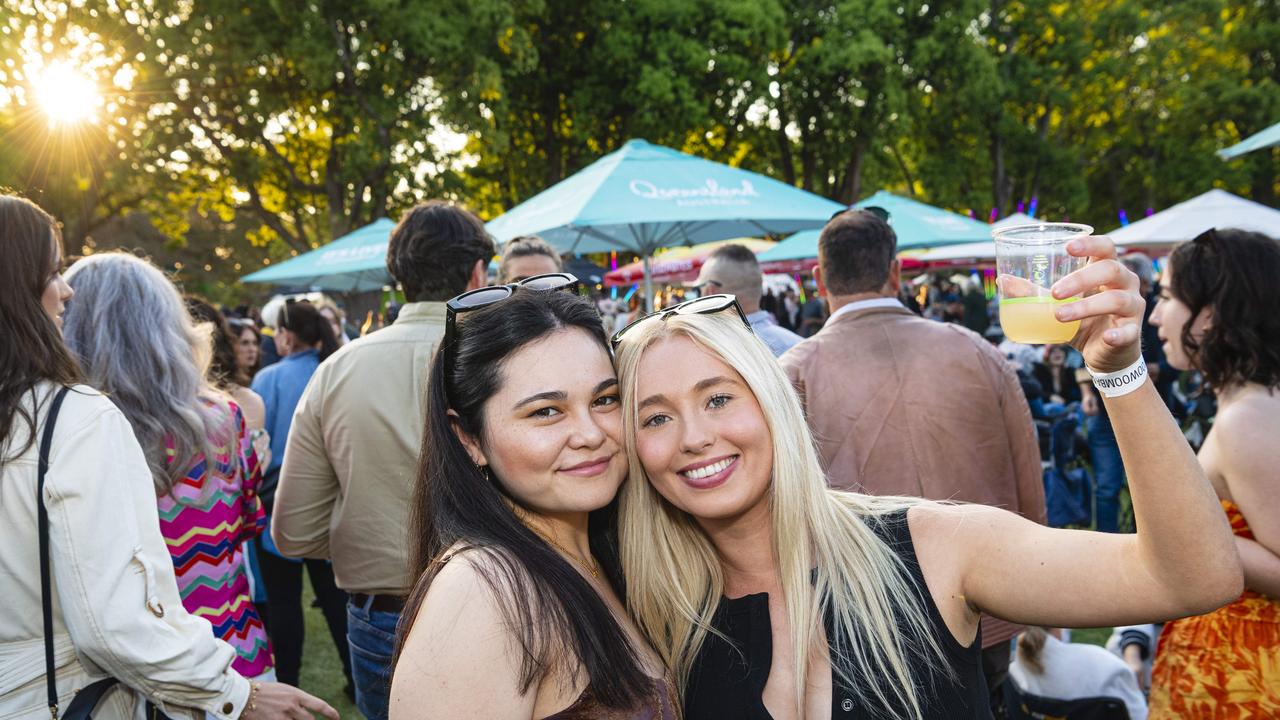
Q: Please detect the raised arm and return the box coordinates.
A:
[913,236,1242,632]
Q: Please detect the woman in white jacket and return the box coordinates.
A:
[0,195,338,720]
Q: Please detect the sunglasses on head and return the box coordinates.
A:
[280,297,305,327]
[443,272,582,367]
[829,205,891,223]
[610,294,753,349]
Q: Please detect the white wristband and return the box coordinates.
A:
[1087,357,1149,398]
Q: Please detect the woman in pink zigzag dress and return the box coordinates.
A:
[61,252,274,680]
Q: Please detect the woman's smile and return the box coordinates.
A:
[677,454,739,489]
[559,453,616,477]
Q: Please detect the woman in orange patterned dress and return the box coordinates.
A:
[1148,228,1280,717]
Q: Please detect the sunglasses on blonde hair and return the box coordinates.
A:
[610,294,753,349]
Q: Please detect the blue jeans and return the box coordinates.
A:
[1088,413,1127,532]
[347,599,401,720]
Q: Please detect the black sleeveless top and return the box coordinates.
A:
[684,509,992,719]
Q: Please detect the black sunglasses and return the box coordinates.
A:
[443,272,581,367]
[610,294,753,349]
[829,205,891,223]
[279,297,304,328]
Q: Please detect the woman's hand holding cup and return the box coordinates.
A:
[1048,234,1145,374]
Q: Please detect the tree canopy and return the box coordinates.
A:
[1,0,1275,299]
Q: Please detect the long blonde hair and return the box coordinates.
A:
[614,310,949,718]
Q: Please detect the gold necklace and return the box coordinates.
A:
[527,524,600,579]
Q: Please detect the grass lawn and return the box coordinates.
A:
[1072,626,1112,646]
[299,583,361,719]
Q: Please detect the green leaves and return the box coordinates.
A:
[0,0,1274,301]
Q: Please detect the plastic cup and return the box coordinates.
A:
[992,223,1092,344]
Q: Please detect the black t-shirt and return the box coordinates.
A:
[684,510,992,719]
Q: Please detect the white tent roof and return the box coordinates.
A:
[910,214,1038,264]
[1111,189,1280,247]
[905,240,996,264]
[991,212,1038,230]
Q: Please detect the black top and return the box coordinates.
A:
[1032,362,1083,405]
[684,509,992,719]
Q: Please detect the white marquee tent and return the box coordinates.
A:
[1111,189,1280,248]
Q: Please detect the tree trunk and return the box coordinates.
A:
[837,139,867,205]
[325,138,346,241]
[993,127,1003,213]
[798,121,816,193]
[889,142,915,197]
[1026,109,1050,210]
[1250,148,1277,207]
[990,125,1012,215]
[367,182,390,224]
[776,117,797,186]
[543,85,563,188]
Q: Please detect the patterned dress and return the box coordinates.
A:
[157,400,274,678]
[1149,500,1280,718]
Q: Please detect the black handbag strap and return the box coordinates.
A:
[36,386,158,720]
[38,386,71,718]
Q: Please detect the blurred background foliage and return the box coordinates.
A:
[1,0,1274,304]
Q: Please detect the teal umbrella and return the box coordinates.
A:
[755,229,821,264]
[485,139,844,306]
[1218,121,1280,160]
[240,218,396,292]
[756,190,992,263]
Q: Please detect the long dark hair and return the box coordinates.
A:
[279,299,338,361]
[186,297,244,388]
[394,289,650,708]
[0,196,82,462]
[228,319,262,380]
[1168,229,1280,391]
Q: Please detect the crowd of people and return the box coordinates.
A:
[2,189,1278,720]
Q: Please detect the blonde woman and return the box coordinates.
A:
[611,235,1242,719]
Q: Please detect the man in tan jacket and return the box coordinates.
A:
[271,201,494,720]
[779,209,1043,707]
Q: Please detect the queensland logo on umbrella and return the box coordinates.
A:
[629,178,760,207]
[316,244,386,266]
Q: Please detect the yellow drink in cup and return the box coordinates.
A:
[992,222,1092,345]
[998,297,1080,344]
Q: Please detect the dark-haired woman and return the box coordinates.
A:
[189,299,270,460]
[1032,344,1082,408]
[0,195,336,718]
[1148,228,1280,717]
[249,300,353,691]
[232,318,264,380]
[389,283,676,719]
